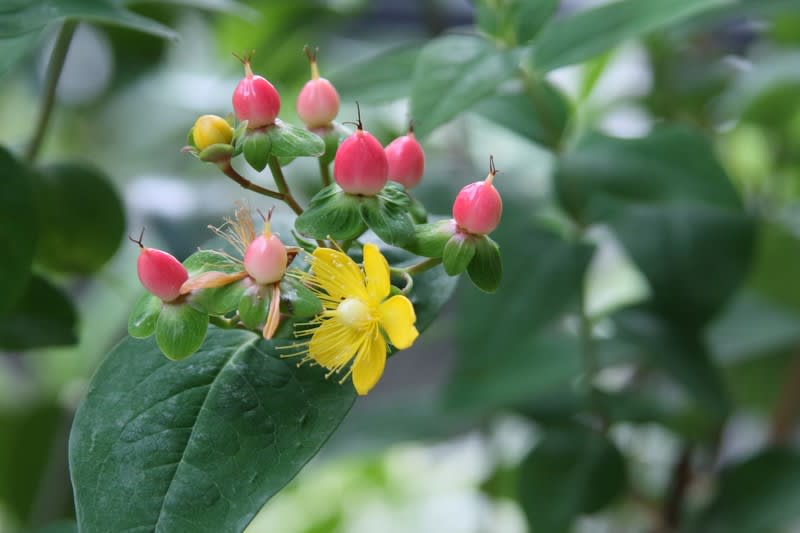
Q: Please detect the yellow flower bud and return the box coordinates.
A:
[191,115,233,150]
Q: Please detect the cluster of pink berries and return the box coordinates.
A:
[132,46,504,359]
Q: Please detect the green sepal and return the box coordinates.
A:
[280,276,322,318]
[128,292,161,339]
[243,130,272,172]
[238,281,271,330]
[295,184,367,240]
[467,235,502,293]
[183,251,245,315]
[155,303,209,360]
[277,156,296,167]
[198,143,234,163]
[360,182,415,247]
[408,219,457,257]
[443,233,478,275]
[266,119,325,158]
[292,229,318,254]
[317,122,350,166]
[186,127,196,149]
[409,194,428,223]
[231,120,248,157]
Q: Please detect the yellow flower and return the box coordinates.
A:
[294,243,419,395]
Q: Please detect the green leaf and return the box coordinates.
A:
[69,327,356,533]
[476,0,559,44]
[518,426,627,533]
[155,302,209,360]
[442,233,477,276]
[555,127,743,224]
[531,0,731,72]
[238,282,270,330]
[691,449,800,533]
[328,44,421,104]
[410,35,519,137]
[128,292,161,339]
[360,183,415,247]
[466,235,502,292]
[295,184,367,241]
[0,29,41,78]
[266,119,325,158]
[26,521,78,533]
[242,130,271,172]
[279,276,322,318]
[0,0,178,40]
[473,81,570,148]
[0,146,37,312]
[615,307,730,415]
[33,161,126,275]
[0,275,77,350]
[408,219,456,258]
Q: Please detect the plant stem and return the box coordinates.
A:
[26,20,77,162]
[769,349,800,445]
[402,257,442,276]
[318,157,332,187]
[268,156,304,215]
[219,162,285,201]
[658,445,693,532]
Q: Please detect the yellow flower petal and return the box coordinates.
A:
[308,316,361,371]
[363,243,390,304]
[352,326,387,395]
[378,295,418,350]
[310,248,367,301]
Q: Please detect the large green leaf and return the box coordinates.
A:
[33,161,126,275]
[518,426,627,533]
[0,0,177,39]
[0,29,41,78]
[69,328,356,533]
[0,146,37,312]
[691,449,800,533]
[0,275,77,350]
[476,0,559,44]
[410,35,519,137]
[530,0,731,71]
[328,44,421,104]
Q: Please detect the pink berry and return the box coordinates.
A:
[297,48,340,128]
[334,110,388,195]
[452,158,503,235]
[232,60,281,128]
[243,233,287,285]
[136,246,188,303]
[385,124,425,189]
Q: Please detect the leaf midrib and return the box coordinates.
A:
[151,334,259,531]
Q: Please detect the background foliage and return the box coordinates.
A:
[4,0,800,532]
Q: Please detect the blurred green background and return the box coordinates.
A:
[6,0,800,531]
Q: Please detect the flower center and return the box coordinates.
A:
[337,297,371,328]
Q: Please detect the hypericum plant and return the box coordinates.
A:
[70,44,503,533]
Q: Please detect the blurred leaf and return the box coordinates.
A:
[410,35,519,137]
[0,29,41,77]
[26,522,78,533]
[0,403,63,524]
[749,222,800,314]
[0,146,37,312]
[0,0,178,40]
[531,0,730,71]
[615,307,730,415]
[519,426,627,533]
[33,162,126,275]
[473,80,570,148]
[0,275,77,350]
[445,215,593,411]
[691,449,800,533]
[555,127,742,224]
[329,44,421,104]
[121,0,256,18]
[476,0,559,44]
[70,328,356,533]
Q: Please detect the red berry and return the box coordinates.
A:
[385,125,425,189]
[297,50,340,128]
[232,61,280,128]
[243,232,287,285]
[136,247,188,302]
[452,158,503,235]
[334,121,388,196]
